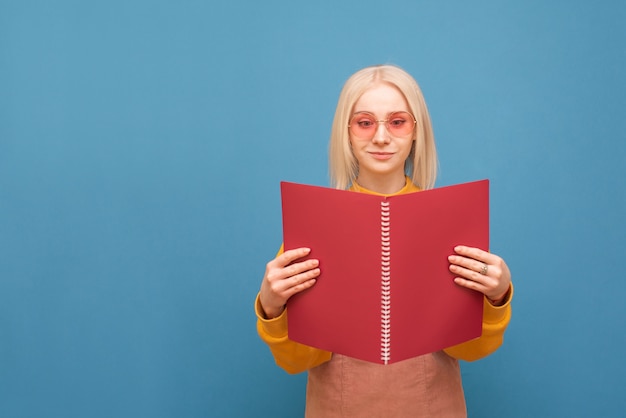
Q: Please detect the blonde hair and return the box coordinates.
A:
[329,65,438,190]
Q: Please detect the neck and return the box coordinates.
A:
[354,173,407,195]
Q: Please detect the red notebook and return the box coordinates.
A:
[281,179,489,365]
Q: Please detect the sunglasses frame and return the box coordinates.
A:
[348,111,417,140]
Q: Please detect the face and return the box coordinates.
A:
[349,83,415,191]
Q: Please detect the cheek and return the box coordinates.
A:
[400,141,414,159]
[348,138,362,154]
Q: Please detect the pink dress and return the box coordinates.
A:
[305,352,467,417]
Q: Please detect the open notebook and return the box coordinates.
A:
[281,179,489,365]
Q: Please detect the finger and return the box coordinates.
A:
[284,268,320,296]
[289,265,321,285]
[276,247,314,267]
[266,247,316,279]
[453,245,499,264]
[265,259,319,288]
[448,254,488,275]
[267,256,320,288]
[453,276,489,294]
[449,264,491,285]
[268,267,320,303]
[282,258,320,281]
[450,262,507,296]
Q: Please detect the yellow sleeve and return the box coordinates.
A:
[255,293,332,374]
[444,284,513,361]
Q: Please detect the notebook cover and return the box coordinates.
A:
[282,179,488,364]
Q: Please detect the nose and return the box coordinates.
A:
[372,122,390,144]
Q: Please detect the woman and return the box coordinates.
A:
[255,64,513,417]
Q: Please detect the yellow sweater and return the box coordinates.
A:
[256,178,513,374]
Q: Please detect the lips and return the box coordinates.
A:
[368,152,394,160]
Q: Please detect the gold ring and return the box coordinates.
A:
[480,263,488,275]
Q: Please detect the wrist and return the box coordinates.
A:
[262,303,285,319]
[488,295,505,306]
[487,286,511,306]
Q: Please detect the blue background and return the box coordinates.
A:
[1,1,625,417]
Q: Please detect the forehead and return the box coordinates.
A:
[353,83,409,114]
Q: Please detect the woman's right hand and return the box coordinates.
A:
[259,247,320,319]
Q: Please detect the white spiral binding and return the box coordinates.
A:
[380,200,391,364]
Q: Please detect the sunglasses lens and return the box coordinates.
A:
[387,112,415,136]
[349,114,378,139]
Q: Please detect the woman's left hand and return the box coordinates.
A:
[448,245,512,305]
